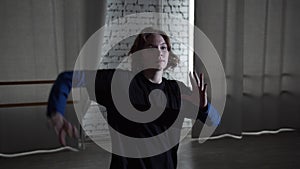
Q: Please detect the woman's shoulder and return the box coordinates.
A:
[96,69,132,76]
[164,78,190,90]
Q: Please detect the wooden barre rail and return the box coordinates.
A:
[0,101,75,108]
[0,80,55,86]
[0,79,71,108]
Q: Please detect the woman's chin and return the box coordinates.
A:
[142,64,166,71]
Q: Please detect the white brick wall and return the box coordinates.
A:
[83,0,192,139]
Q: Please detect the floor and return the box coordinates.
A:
[1,131,299,169]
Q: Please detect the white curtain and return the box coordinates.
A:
[193,0,300,137]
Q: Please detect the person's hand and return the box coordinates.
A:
[48,112,79,146]
[182,71,208,109]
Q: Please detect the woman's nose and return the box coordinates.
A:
[149,47,161,55]
[154,48,162,56]
[154,47,165,56]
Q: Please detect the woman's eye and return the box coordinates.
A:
[160,46,167,51]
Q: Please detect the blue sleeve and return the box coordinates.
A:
[197,103,221,127]
[47,71,87,117]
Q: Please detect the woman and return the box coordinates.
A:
[47,27,220,169]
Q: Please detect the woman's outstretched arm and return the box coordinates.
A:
[47,70,92,145]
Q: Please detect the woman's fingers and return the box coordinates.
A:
[189,72,198,90]
[58,120,79,146]
[185,71,208,108]
[73,126,79,139]
[59,128,67,146]
[200,73,204,90]
[203,83,207,93]
[192,71,206,91]
[50,113,79,146]
[193,71,200,86]
[190,71,207,91]
[65,120,73,137]
[193,71,208,108]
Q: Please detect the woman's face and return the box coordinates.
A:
[140,34,169,70]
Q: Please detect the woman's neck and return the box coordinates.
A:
[142,69,163,84]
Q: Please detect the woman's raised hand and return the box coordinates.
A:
[182,71,208,109]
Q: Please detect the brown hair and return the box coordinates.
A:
[128,27,180,71]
